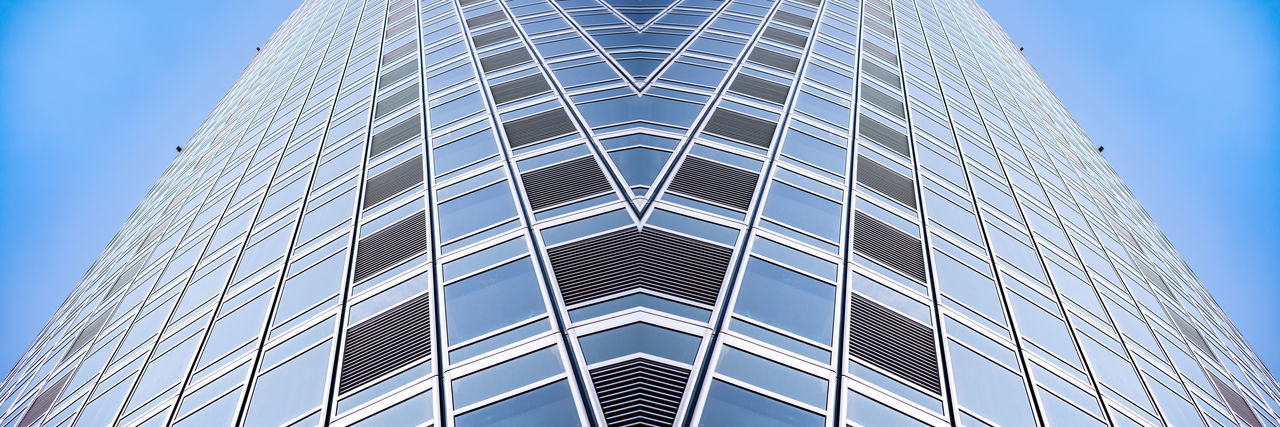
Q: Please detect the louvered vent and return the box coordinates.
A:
[590,358,690,427]
[864,17,896,39]
[473,27,517,49]
[762,27,807,48]
[1137,261,1174,298]
[747,47,799,72]
[382,42,417,66]
[848,293,940,393]
[490,74,551,105]
[108,261,143,295]
[520,157,612,211]
[364,155,424,209]
[856,155,916,209]
[385,17,415,38]
[774,10,814,28]
[480,47,532,73]
[1104,214,1140,250]
[502,109,578,149]
[167,183,196,211]
[861,59,901,89]
[62,311,109,360]
[353,210,428,282]
[370,114,422,158]
[857,114,910,157]
[863,43,898,65]
[466,10,506,28]
[142,216,174,247]
[1209,374,1263,427]
[852,211,925,281]
[546,228,731,306]
[860,83,904,118]
[1169,312,1220,363]
[865,3,892,23]
[666,156,759,211]
[339,292,432,395]
[702,108,777,149]
[729,74,790,105]
[374,83,420,117]
[379,59,419,90]
[17,373,71,427]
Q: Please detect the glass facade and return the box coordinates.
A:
[2,0,1277,425]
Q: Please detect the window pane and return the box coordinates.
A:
[762,182,841,241]
[243,340,333,427]
[733,259,835,344]
[846,390,928,426]
[715,346,827,408]
[452,346,562,408]
[454,380,581,427]
[444,258,545,345]
[948,343,1036,427]
[352,390,433,427]
[579,322,701,364]
[698,380,823,427]
[437,182,517,242]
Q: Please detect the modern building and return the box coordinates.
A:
[2,0,1277,425]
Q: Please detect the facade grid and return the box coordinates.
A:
[2,0,1278,425]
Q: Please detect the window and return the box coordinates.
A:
[452,346,563,408]
[454,380,581,427]
[243,340,333,427]
[579,323,701,364]
[733,259,835,345]
[444,258,545,345]
[762,182,842,242]
[716,346,827,408]
[697,380,823,427]
[437,181,518,242]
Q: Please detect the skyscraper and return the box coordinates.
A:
[2,0,1277,425]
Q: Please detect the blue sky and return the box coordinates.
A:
[978,0,1280,373]
[0,0,299,372]
[1,0,1277,379]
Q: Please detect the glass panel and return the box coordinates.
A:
[444,258,545,345]
[761,182,841,241]
[733,259,836,345]
[351,390,433,426]
[846,390,928,426]
[697,380,824,427]
[578,322,701,364]
[242,340,333,427]
[716,346,827,408]
[451,346,562,408]
[438,182,518,242]
[453,380,581,427]
[948,343,1036,427]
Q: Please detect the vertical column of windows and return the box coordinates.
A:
[219,1,396,426]
[432,0,590,425]
[941,1,1225,425]
[830,0,955,425]
[109,2,354,425]
[61,4,340,426]
[329,0,440,425]
[688,1,846,426]
[164,1,371,426]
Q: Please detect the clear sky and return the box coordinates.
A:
[1,0,1277,380]
[977,0,1280,374]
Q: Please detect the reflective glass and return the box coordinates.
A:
[734,259,836,345]
[444,258,546,345]
[698,380,823,427]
